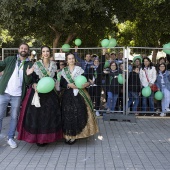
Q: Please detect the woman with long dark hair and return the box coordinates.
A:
[17,46,63,146]
[139,57,157,112]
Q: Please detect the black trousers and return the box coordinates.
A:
[87,86,101,110]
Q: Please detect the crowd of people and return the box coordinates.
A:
[0,43,170,149]
[73,47,170,117]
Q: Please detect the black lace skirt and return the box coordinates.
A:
[61,89,88,136]
[24,89,62,134]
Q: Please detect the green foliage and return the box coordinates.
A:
[0,0,170,47]
[115,0,170,47]
[0,0,116,47]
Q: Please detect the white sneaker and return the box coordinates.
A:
[7,138,17,148]
[106,108,110,113]
[160,112,166,117]
[166,108,170,112]
[95,111,100,116]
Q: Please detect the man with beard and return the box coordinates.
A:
[0,43,33,148]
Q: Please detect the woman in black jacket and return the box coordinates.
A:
[86,49,106,116]
[104,61,121,112]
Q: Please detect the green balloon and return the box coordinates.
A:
[101,39,109,47]
[163,43,170,54]
[75,39,82,46]
[118,74,125,84]
[104,60,110,68]
[62,44,70,52]
[142,86,151,97]
[108,38,117,47]
[74,75,87,88]
[37,77,55,93]
[154,91,163,100]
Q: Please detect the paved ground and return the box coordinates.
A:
[0,116,170,170]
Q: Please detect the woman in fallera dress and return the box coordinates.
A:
[17,46,62,146]
[60,53,98,144]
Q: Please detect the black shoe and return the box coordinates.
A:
[65,139,70,144]
[68,139,76,145]
[36,143,48,147]
[65,139,76,145]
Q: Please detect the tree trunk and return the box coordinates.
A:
[48,24,62,57]
[152,49,158,65]
[52,33,61,55]
[65,33,77,44]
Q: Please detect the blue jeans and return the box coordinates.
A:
[0,93,21,139]
[142,92,154,111]
[161,87,170,112]
[107,92,118,111]
[128,91,139,111]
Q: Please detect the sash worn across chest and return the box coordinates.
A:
[63,67,74,83]
[63,67,94,112]
[36,61,49,77]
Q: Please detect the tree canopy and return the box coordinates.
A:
[0,0,116,48]
[115,0,170,47]
[0,0,170,49]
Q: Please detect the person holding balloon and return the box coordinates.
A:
[155,63,170,117]
[155,57,166,72]
[86,48,106,116]
[154,57,166,112]
[60,53,98,145]
[139,57,157,112]
[104,61,122,112]
[74,46,93,75]
[17,46,63,146]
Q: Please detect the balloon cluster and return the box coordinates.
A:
[101,38,117,47]
[142,86,163,100]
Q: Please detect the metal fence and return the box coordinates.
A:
[1,47,169,121]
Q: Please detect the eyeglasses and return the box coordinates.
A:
[60,64,65,66]
[160,66,165,67]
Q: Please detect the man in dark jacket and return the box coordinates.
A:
[74,46,93,75]
[0,43,33,148]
